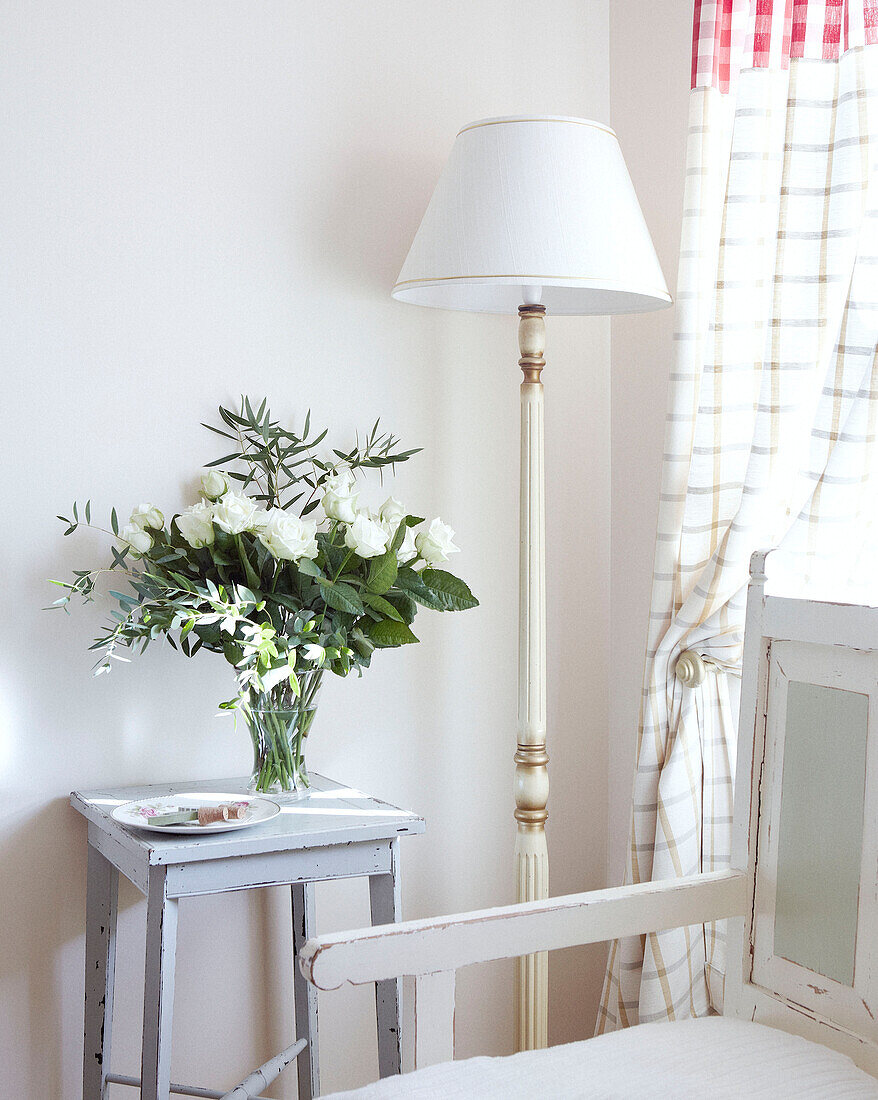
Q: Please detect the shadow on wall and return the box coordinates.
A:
[0,799,95,1096]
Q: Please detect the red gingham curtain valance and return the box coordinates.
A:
[692,0,878,91]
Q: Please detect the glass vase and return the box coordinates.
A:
[246,671,323,801]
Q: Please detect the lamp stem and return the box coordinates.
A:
[514,302,549,1052]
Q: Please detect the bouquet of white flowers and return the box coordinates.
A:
[51,398,478,798]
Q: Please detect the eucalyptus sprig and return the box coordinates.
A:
[202,397,420,515]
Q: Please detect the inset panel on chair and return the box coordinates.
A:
[751,640,878,1039]
[773,680,868,987]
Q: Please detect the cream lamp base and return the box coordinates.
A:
[514,302,549,1051]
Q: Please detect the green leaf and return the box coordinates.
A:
[296,557,324,580]
[367,619,420,648]
[350,627,375,657]
[395,566,445,610]
[320,582,364,615]
[421,569,480,612]
[204,453,240,468]
[404,515,425,527]
[111,508,119,534]
[362,592,404,622]
[235,537,261,590]
[201,422,238,442]
[390,522,406,555]
[271,593,302,613]
[85,500,91,523]
[109,590,138,606]
[382,590,417,624]
[366,548,398,594]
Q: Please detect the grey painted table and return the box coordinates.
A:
[71,775,425,1100]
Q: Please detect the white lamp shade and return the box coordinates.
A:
[392,116,671,315]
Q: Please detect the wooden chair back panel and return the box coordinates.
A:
[726,552,878,1073]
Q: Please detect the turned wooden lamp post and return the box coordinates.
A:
[392,115,670,1051]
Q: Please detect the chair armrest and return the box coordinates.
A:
[300,868,748,991]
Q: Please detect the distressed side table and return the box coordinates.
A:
[71,775,424,1100]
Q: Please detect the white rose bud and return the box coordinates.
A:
[174,502,215,549]
[212,491,258,535]
[344,513,390,559]
[322,468,359,524]
[129,502,164,530]
[257,508,319,562]
[415,518,459,564]
[120,523,153,556]
[378,496,407,527]
[200,469,230,500]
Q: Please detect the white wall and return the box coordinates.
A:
[607,3,693,881]
[0,3,611,1096]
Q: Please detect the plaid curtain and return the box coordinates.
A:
[598,0,878,1032]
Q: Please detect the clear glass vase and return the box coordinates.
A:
[246,672,323,801]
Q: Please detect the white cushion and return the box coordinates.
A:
[323,1017,878,1099]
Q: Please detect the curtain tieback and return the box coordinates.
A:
[675,650,742,686]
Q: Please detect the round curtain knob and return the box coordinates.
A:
[676,650,707,687]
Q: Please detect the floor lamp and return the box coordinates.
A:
[391,115,671,1051]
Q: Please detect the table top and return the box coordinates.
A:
[71,774,425,867]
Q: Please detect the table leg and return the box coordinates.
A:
[291,881,319,1100]
[369,839,402,1078]
[83,843,119,1100]
[141,867,178,1100]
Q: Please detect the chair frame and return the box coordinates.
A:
[300,550,878,1078]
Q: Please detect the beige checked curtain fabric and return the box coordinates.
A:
[598,0,878,1032]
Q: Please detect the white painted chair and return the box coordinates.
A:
[299,550,878,1097]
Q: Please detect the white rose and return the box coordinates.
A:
[175,502,215,549]
[344,513,389,559]
[397,525,418,563]
[212,491,258,535]
[129,502,164,530]
[120,523,153,556]
[322,468,359,523]
[200,469,230,500]
[415,518,459,564]
[257,508,319,562]
[379,496,407,527]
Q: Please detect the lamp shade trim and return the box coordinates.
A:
[393,273,672,300]
[457,115,616,138]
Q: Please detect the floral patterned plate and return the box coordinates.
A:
[111,792,281,834]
